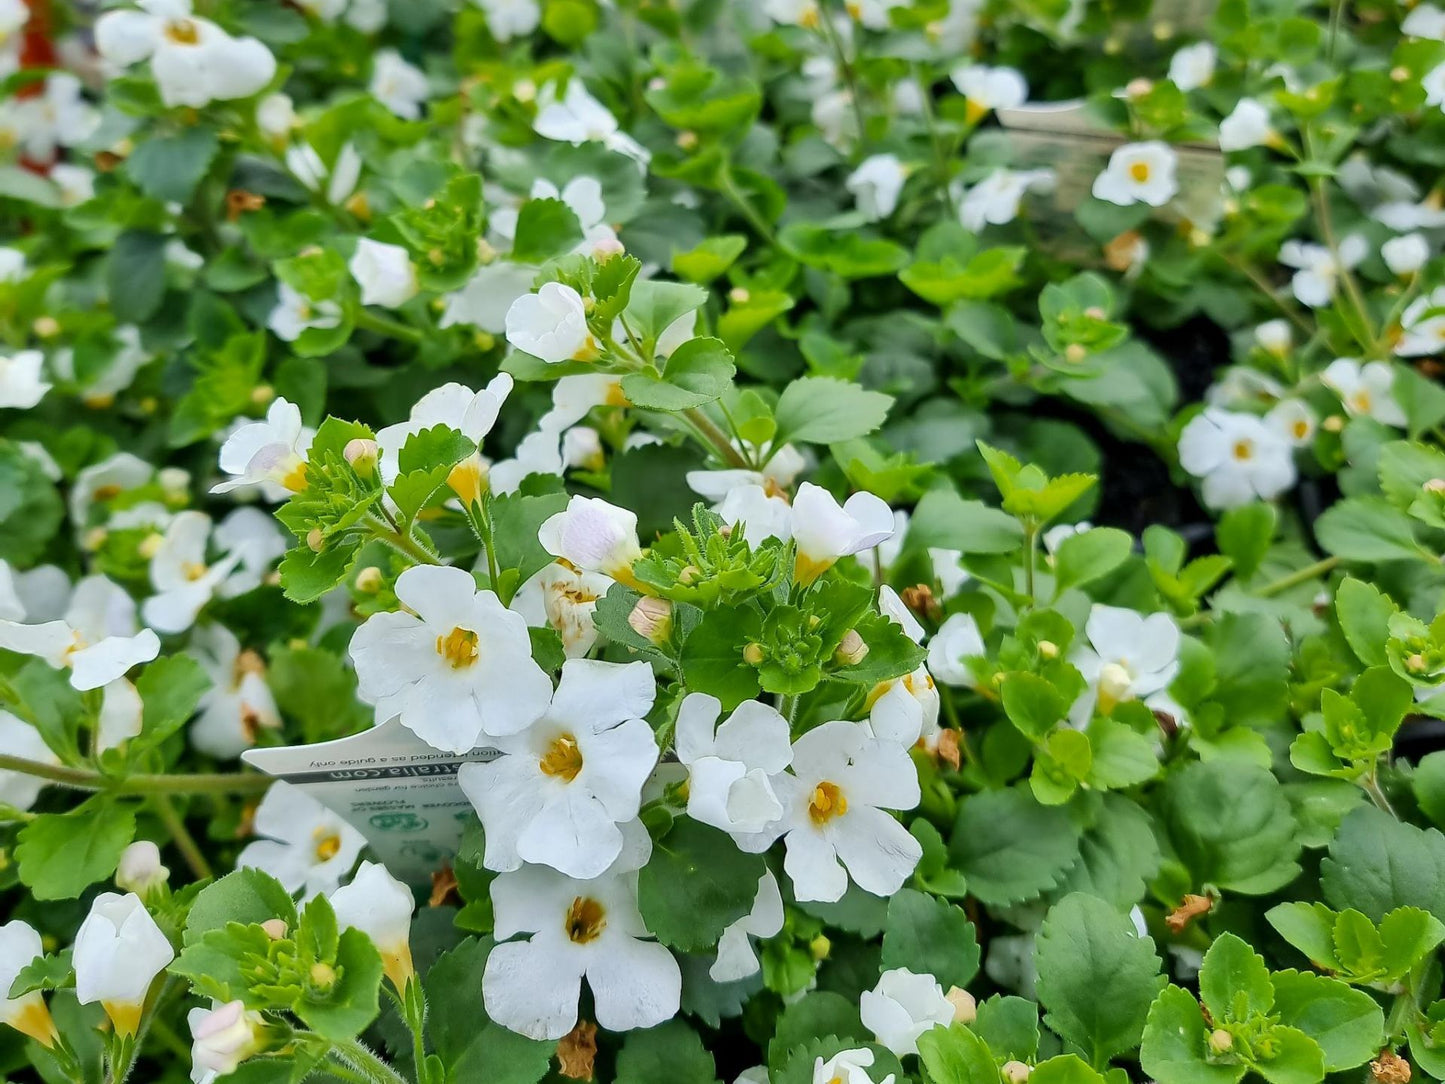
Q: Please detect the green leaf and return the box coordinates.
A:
[1204,612,1289,728]
[15,799,137,900]
[0,443,64,566]
[131,654,211,754]
[1199,933,1274,1024]
[671,235,747,284]
[1321,805,1445,923]
[1335,578,1397,667]
[1250,1025,1325,1084]
[1140,985,1246,1084]
[973,996,1040,1062]
[1001,672,1067,741]
[637,819,765,952]
[769,992,867,1068]
[1035,892,1164,1067]
[1215,503,1277,581]
[185,868,299,946]
[1315,496,1422,562]
[616,1019,718,1084]
[949,786,1083,906]
[1053,528,1133,592]
[108,231,168,323]
[1160,761,1301,895]
[293,927,382,1041]
[909,490,1025,554]
[880,888,980,989]
[1266,903,1341,971]
[1085,716,1159,790]
[1030,1055,1108,1084]
[279,540,362,605]
[679,606,763,710]
[916,1023,997,1084]
[621,337,736,411]
[509,198,583,263]
[773,377,894,446]
[1269,970,1383,1071]
[623,280,709,345]
[124,127,220,203]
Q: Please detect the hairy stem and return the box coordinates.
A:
[0,754,271,796]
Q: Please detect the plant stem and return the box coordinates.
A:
[329,1037,410,1084]
[1254,556,1340,598]
[916,67,957,218]
[717,161,778,246]
[367,515,442,567]
[1362,767,1398,819]
[817,8,868,152]
[1023,523,1038,605]
[683,407,750,468]
[0,754,272,796]
[149,794,212,880]
[355,308,425,344]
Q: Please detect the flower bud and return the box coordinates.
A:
[627,597,673,645]
[678,565,700,586]
[743,643,765,666]
[1037,639,1058,659]
[189,1000,264,1078]
[946,986,977,1025]
[1064,343,1087,364]
[250,384,275,407]
[1209,1029,1234,1054]
[834,630,869,666]
[115,841,169,899]
[1424,478,1445,495]
[728,287,750,304]
[1407,653,1429,673]
[32,316,60,339]
[1124,77,1153,99]
[260,919,288,941]
[1002,1061,1032,1084]
[676,130,699,151]
[592,237,625,261]
[447,452,489,508]
[476,237,498,264]
[138,532,164,560]
[309,962,337,989]
[82,527,109,553]
[306,528,325,553]
[158,467,191,498]
[355,566,384,594]
[344,438,378,477]
[1322,414,1345,433]
[809,934,831,961]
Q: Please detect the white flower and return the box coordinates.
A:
[847,154,907,221]
[675,694,792,842]
[1254,319,1291,356]
[1167,41,1216,90]
[375,376,513,484]
[188,1000,263,1084]
[505,282,594,363]
[237,781,366,897]
[285,142,362,206]
[0,247,25,283]
[440,263,537,334]
[482,823,679,1039]
[140,511,247,634]
[792,483,894,585]
[51,163,96,207]
[1219,98,1273,151]
[712,871,784,982]
[330,861,415,988]
[74,892,175,1037]
[958,168,1054,232]
[344,0,387,32]
[1092,142,1179,207]
[459,659,657,878]
[116,841,170,897]
[538,495,642,581]
[15,73,99,161]
[0,350,50,410]
[717,484,795,548]
[0,921,56,1047]
[775,720,921,903]
[1069,604,1181,721]
[0,603,159,694]
[1405,3,1445,37]
[533,79,650,166]
[349,239,418,309]
[1397,287,1445,356]
[349,564,552,752]
[510,561,611,658]
[369,49,428,119]
[1178,407,1297,509]
[687,442,806,506]
[867,666,939,748]
[1425,62,1445,109]
[213,397,313,497]
[1382,233,1429,275]
[95,0,276,109]
[1041,521,1090,555]
[267,282,342,343]
[764,0,820,25]
[1278,236,1367,308]
[928,613,985,688]
[474,0,540,40]
[489,427,566,494]
[860,968,953,1056]
[190,624,280,758]
[813,1047,895,1084]
[1322,359,1408,427]
[950,65,1028,120]
[255,92,296,141]
[877,584,924,641]
[0,713,57,812]
[850,0,904,29]
[1266,399,1316,448]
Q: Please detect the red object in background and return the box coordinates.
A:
[19,0,57,74]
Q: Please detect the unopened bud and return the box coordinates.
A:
[1391,65,1411,82]
[344,192,372,222]
[138,532,164,560]
[946,986,976,1024]
[83,527,109,553]
[115,841,169,897]
[32,316,60,338]
[447,452,488,507]
[728,287,750,304]
[355,566,384,594]
[835,629,869,666]
[809,934,831,960]
[309,962,336,988]
[158,467,190,497]
[250,384,275,407]
[344,438,377,477]
[1002,1061,1032,1084]
[742,642,765,666]
[1125,77,1153,99]
[476,237,498,264]
[676,130,699,151]
[261,919,288,940]
[1209,1029,1234,1054]
[1322,414,1345,433]
[677,564,700,586]
[1038,639,1058,659]
[1407,653,1429,673]
[306,528,325,553]
[1424,478,1445,495]
[1065,343,1087,364]
[593,237,625,261]
[627,597,673,644]
[1083,306,1106,320]
[513,78,536,103]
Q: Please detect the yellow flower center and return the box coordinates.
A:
[1129,160,1152,183]
[1232,439,1254,461]
[436,627,480,669]
[565,896,606,944]
[1349,391,1372,414]
[314,830,342,862]
[1293,419,1309,440]
[183,561,208,581]
[808,781,848,825]
[540,734,583,782]
[164,18,200,44]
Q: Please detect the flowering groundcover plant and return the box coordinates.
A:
[3,0,1445,1083]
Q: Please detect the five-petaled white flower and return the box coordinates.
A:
[142,509,283,634]
[532,79,650,166]
[474,0,540,40]
[1092,142,1179,207]
[459,659,657,878]
[330,861,416,989]
[860,967,954,1056]
[0,573,160,693]
[927,613,985,688]
[237,780,367,897]
[676,694,793,844]
[189,624,281,758]
[188,1000,264,1084]
[1069,604,1181,722]
[0,921,56,1047]
[349,239,419,309]
[792,483,894,586]
[711,870,785,983]
[1278,236,1367,308]
[950,65,1027,121]
[1382,233,1429,276]
[847,154,908,222]
[213,397,314,498]
[1167,41,1216,90]
[13,73,99,161]
[267,283,343,344]
[1178,407,1297,509]
[349,564,553,752]
[538,494,643,582]
[0,351,50,410]
[369,49,428,119]
[73,892,175,1037]
[505,282,595,364]
[813,1047,896,1084]
[1219,98,1273,151]
[375,376,513,484]
[1397,287,1445,356]
[774,720,922,902]
[1322,358,1408,427]
[958,168,1054,232]
[95,0,276,109]
[482,822,680,1039]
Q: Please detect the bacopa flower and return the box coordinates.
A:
[538,495,643,581]
[860,967,954,1056]
[213,397,314,498]
[1279,236,1367,308]
[958,168,1055,232]
[190,624,281,758]
[1382,232,1429,275]
[1266,398,1317,448]
[267,283,343,344]
[846,154,907,222]
[1218,98,1274,150]
[349,239,419,309]
[1425,62,1445,109]
[13,73,99,161]
[1178,407,1297,509]
[95,0,276,109]
[0,711,60,811]
[774,720,922,903]
[950,65,1028,120]
[1092,142,1179,207]
[675,693,793,842]
[0,921,56,1047]
[532,78,650,166]
[142,509,281,634]
[74,892,175,1037]
[349,564,553,752]
[927,612,985,688]
[330,861,416,989]
[1070,604,1181,720]
[375,376,512,483]
[116,840,170,898]
[1322,359,1407,427]
[188,1000,264,1084]
[1167,41,1216,90]
[792,483,894,586]
[482,822,680,1040]
[511,561,612,658]
[813,1047,895,1084]
[473,0,540,41]
[440,263,538,334]
[0,350,50,410]
[237,780,366,897]
[458,659,658,878]
[1397,287,1445,356]
[285,141,363,206]
[505,282,595,364]
[368,49,428,119]
[712,870,784,983]
[0,595,160,693]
